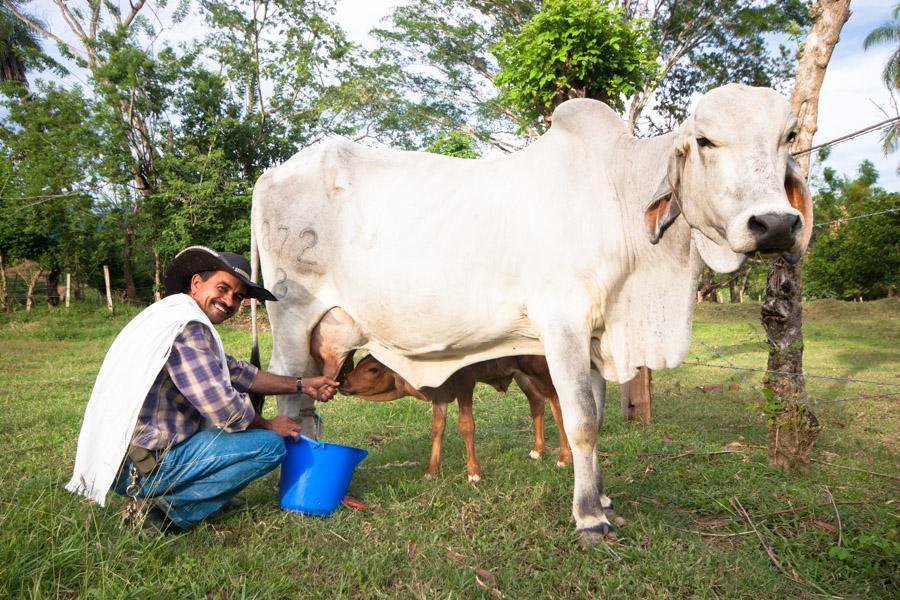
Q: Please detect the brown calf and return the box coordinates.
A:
[340,354,572,482]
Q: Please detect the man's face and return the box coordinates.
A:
[189,271,247,324]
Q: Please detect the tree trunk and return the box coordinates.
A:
[122,224,138,303]
[153,250,162,301]
[762,260,819,473]
[25,265,43,312]
[0,252,8,311]
[46,269,61,307]
[762,0,850,473]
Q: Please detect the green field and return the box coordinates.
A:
[0,300,897,598]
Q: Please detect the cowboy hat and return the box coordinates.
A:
[164,245,277,302]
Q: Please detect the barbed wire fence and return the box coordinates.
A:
[681,336,900,410]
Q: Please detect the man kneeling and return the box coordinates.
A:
[66,246,338,533]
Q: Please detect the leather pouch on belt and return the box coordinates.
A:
[128,446,158,476]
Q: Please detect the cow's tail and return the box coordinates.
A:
[249,210,265,416]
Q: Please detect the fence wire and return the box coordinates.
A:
[814,208,899,228]
[684,337,900,409]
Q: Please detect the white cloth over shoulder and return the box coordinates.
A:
[65,293,229,507]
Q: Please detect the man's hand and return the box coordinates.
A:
[263,415,303,441]
[301,375,339,402]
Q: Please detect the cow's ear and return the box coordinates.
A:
[645,150,684,244]
[784,156,813,259]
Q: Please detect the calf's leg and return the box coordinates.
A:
[547,392,572,467]
[456,390,482,482]
[514,373,546,460]
[425,401,449,479]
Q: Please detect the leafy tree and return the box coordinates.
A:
[0,1,58,84]
[863,3,899,172]
[365,0,807,148]
[199,0,357,172]
[492,0,657,133]
[6,0,186,301]
[623,0,808,133]
[804,161,900,300]
[0,82,103,306]
[9,1,358,300]
[367,0,539,151]
[865,3,900,89]
[426,131,482,158]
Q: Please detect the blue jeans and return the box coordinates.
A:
[115,429,286,530]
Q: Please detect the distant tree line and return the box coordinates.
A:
[1,0,894,309]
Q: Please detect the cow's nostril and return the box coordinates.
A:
[788,214,801,233]
[748,215,768,235]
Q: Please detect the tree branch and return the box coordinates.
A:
[6,3,86,63]
[122,0,148,30]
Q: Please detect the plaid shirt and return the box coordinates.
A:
[131,322,259,451]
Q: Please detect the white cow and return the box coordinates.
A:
[251,84,812,545]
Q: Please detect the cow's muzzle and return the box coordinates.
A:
[747,212,801,253]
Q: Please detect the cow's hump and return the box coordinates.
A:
[550,98,628,138]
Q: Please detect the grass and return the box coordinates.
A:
[0,299,897,598]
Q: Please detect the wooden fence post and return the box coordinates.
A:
[621,367,652,424]
[65,273,71,308]
[103,265,114,313]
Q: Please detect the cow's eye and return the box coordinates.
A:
[786,131,797,143]
[696,137,714,148]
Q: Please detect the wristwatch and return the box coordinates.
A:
[295,376,303,394]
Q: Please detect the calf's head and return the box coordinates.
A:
[340,354,426,401]
[645,84,813,271]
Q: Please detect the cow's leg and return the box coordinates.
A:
[590,370,612,511]
[514,373,546,460]
[540,325,613,545]
[456,389,482,482]
[547,391,572,467]
[425,401,449,480]
[267,303,319,433]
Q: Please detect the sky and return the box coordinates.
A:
[20,0,900,191]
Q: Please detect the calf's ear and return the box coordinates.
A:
[645,148,685,244]
[784,156,813,260]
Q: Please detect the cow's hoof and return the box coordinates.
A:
[528,450,542,460]
[576,522,618,547]
[424,472,437,481]
[613,516,626,528]
[556,459,571,468]
[467,474,481,483]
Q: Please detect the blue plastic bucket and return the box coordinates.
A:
[279,435,368,516]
